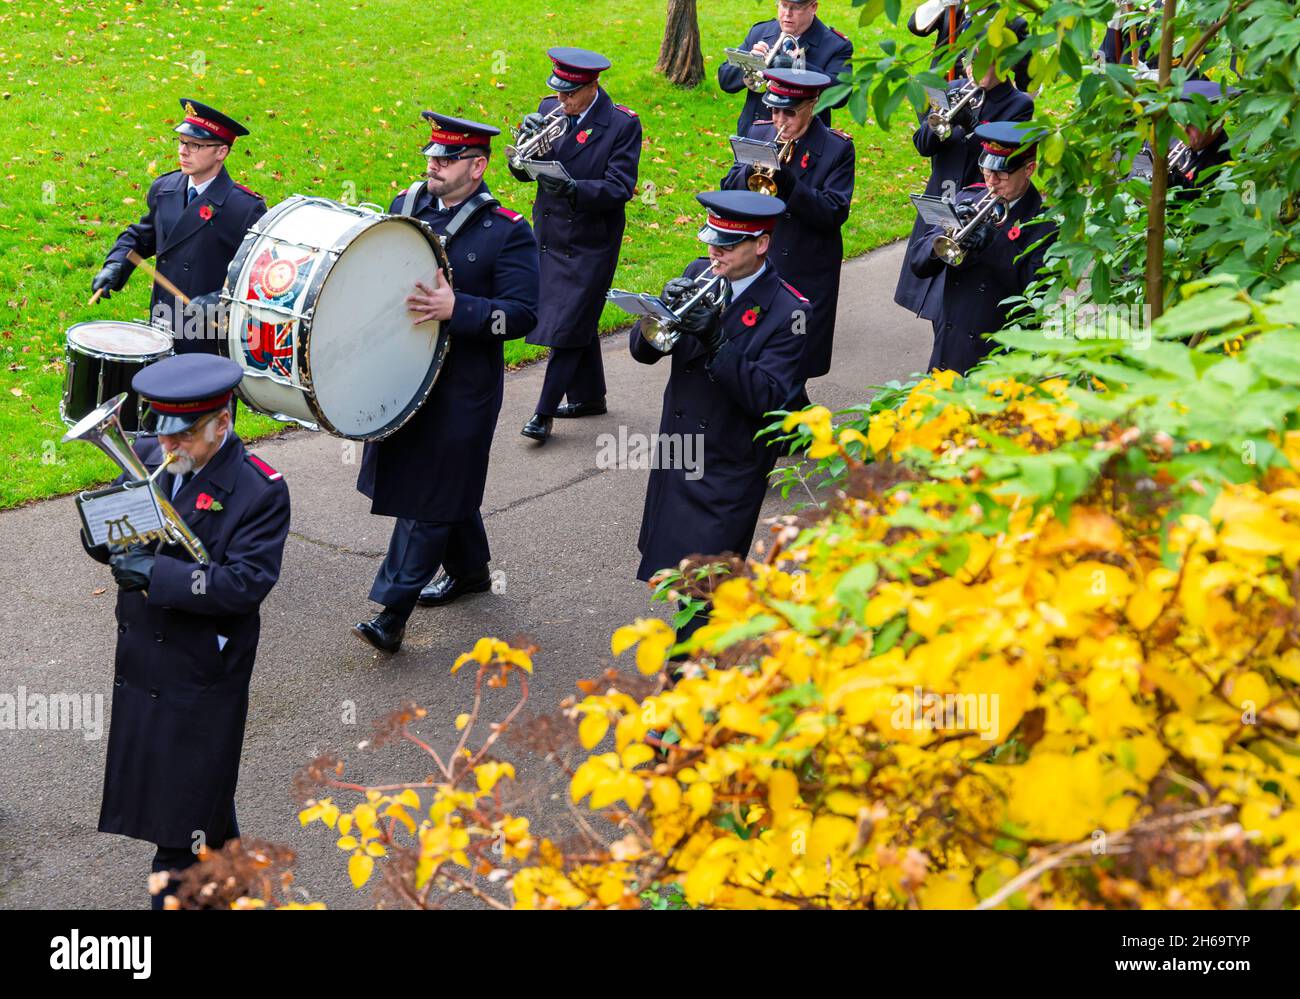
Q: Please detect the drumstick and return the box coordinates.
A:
[88,288,104,306]
[126,250,191,306]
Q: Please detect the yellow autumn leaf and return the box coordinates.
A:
[348,851,374,889]
[579,712,611,750]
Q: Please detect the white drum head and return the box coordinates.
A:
[307,220,445,438]
[67,321,173,360]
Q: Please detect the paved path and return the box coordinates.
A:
[0,242,930,908]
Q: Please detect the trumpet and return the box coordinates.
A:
[743,32,806,92]
[63,393,211,564]
[928,82,985,141]
[641,270,733,353]
[506,106,569,170]
[1168,139,1195,176]
[747,136,795,197]
[933,191,1007,266]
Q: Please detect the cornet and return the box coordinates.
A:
[933,191,1007,266]
[62,393,211,564]
[743,32,806,92]
[506,106,569,170]
[1168,139,1195,176]
[641,271,733,353]
[746,136,795,197]
[928,82,985,142]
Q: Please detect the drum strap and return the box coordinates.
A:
[443,192,500,245]
[400,181,425,217]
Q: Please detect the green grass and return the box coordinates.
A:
[0,0,921,508]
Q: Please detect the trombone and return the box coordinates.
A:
[746,136,795,197]
[928,82,985,141]
[506,106,569,170]
[933,191,1007,266]
[63,393,211,564]
[639,270,733,353]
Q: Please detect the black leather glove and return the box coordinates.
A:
[773,167,796,199]
[678,303,725,356]
[110,547,155,592]
[963,221,997,258]
[954,198,979,225]
[662,277,698,308]
[522,112,548,133]
[91,261,125,299]
[183,291,225,350]
[538,174,577,203]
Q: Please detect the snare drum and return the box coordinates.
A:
[61,321,174,433]
[222,195,452,441]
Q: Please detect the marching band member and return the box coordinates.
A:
[908,2,1032,91]
[717,0,853,136]
[908,121,1056,374]
[894,55,1032,329]
[511,47,642,445]
[1166,80,1237,196]
[630,191,810,643]
[93,99,266,352]
[354,113,539,654]
[80,354,291,908]
[721,68,854,392]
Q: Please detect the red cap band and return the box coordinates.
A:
[765,79,817,101]
[427,127,490,147]
[981,140,1019,156]
[551,63,599,84]
[148,391,233,415]
[184,114,237,143]
[707,213,776,235]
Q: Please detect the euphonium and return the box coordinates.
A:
[506,106,569,169]
[642,270,733,353]
[933,191,1008,266]
[927,81,985,142]
[747,136,795,197]
[62,393,211,564]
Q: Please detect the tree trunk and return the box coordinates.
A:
[1144,0,1178,321]
[657,0,705,88]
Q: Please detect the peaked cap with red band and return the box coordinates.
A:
[547,46,611,92]
[420,111,500,157]
[132,354,243,435]
[696,190,786,246]
[975,121,1041,172]
[761,68,832,110]
[174,99,250,145]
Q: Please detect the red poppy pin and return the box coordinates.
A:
[741,306,762,327]
[800,151,810,170]
[576,129,591,145]
[196,492,223,512]
[1007,224,1022,241]
[198,204,214,221]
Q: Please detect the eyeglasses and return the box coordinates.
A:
[425,153,478,167]
[177,139,222,153]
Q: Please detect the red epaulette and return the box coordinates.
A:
[494,207,524,223]
[235,182,265,200]
[830,127,854,142]
[782,279,809,303]
[246,453,282,481]
[614,104,638,118]
[754,118,774,126]
[831,27,849,40]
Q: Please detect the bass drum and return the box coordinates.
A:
[222,195,452,441]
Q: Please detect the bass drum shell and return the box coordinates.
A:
[222,195,451,441]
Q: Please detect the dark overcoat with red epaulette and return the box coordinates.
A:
[894,80,1033,320]
[81,433,290,847]
[629,259,809,581]
[357,180,539,521]
[721,117,854,379]
[103,165,267,352]
[510,88,641,350]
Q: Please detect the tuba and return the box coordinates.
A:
[506,106,570,170]
[927,81,985,141]
[747,136,796,197]
[63,393,211,564]
[641,271,733,353]
[933,190,1008,266]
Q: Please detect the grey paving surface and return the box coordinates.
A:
[0,242,930,908]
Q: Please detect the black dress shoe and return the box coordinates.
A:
[417,568,493,607]
[352,610,406,653]
[521,414,553,443]
[554,398,607,418]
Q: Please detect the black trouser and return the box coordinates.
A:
[369,514,490,619]
[150,801,239,910]
[535,337,606,416]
